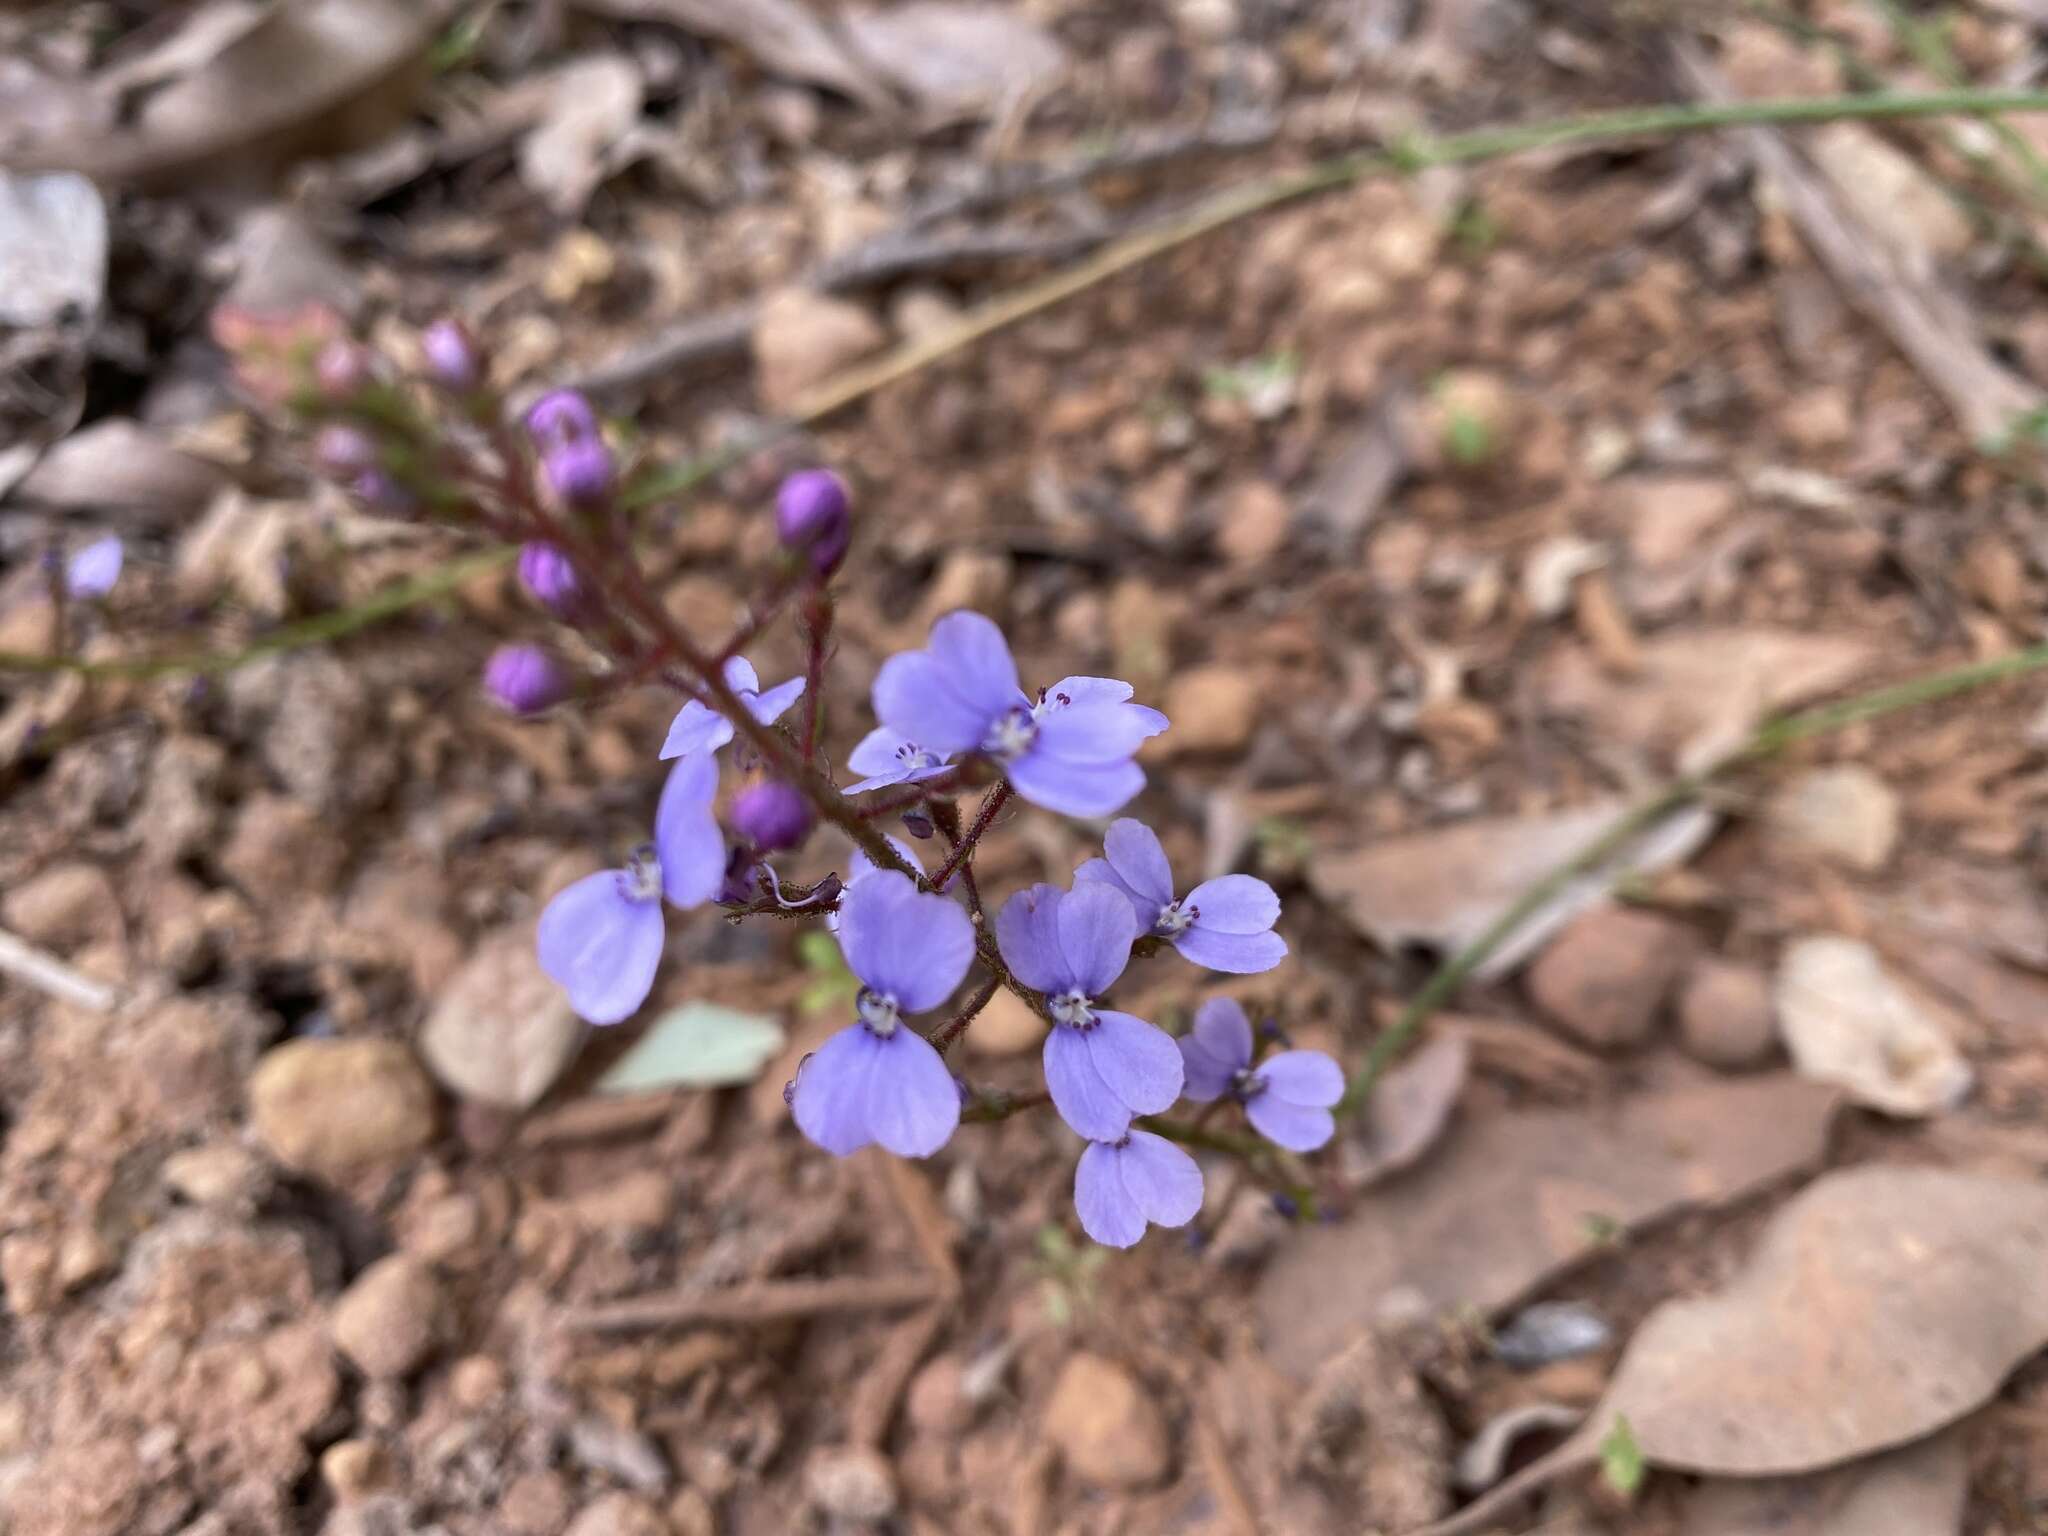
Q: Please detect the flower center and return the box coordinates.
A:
[1050,990,1096,1029]
[620,844,663,903]
[894,740,940,771]
[981,705,1038,761]
[857,987,902,1037]
[1230,1066,1264,1100]
[1153,900,1194,937]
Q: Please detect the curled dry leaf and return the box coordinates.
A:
[1257,1068,1837,1379]
[1415,1168,2048,1536]
[842,3,1068,118]
[1311,798,1714,981]
[1775,936,1971,1117]
[1340,1028,1468,1189]
[1456,1402,1584,1493]
[1678,1422,1971,1536]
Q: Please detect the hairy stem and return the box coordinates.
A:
[930,782,1010,893]
[932,973,1002,1056]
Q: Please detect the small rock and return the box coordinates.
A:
[1621,477,1736,569]
[1676,959,1777,1071]
[137,734,227,868]
[448,1354,506,1411]
[1041,1352,1171,1491]
[1776,935,1971,1117]
[1767,764,1900,873]
[330,1256,447,1379]
[1215,479,1293,565]
[804,1444,897,1522]
[565,1493,670,1536]
[753,288,885,412]
[569,1169,675,1236]
[319,1440,387,1503]
[1526,905,1693,1050]
[1414,369,1516,472]
[906,1355,972,1436]
[1157,665,1257,757]
[219,794,348,907]
[248,1038,437,1178]
[500,1472,575,1536]
[567,1418,670,1493]
[1,861,117,950]
[163,1143,270,1209]
[419,925,584,1109]
[1491,1301,1611,1369]
[400,1193,481,1263]
[964,985,1047,1057]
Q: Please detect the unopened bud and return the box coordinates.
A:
[351,469,417,517]
[525,389,598,449]
[483,644,568,714]
[729,780,814,852]
[420,319,481,392]
[542,437,614,508]
[517,541,581,617]
[900,808,935,840]
[315,423,377,478]
[774,469,851,573]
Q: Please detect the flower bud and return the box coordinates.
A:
[774,469,851,573]
[899,808,935,840]
[517,541,581,617]
[525,389,599,449]
[420,319,481,392]
[542,436,615,509]
[315,423,377,478]
[315,339,369,400]
[351,469,417,517]
[729,779,814,852]
[483,644,568,714]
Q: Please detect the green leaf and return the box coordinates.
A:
[594,1002,786,1094]
[1599,1414,1645,1500]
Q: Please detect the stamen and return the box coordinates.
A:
[856,987,902,1037]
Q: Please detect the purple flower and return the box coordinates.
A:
[827,834,925,934]
[843,727,955,794]
[64,536,122,600]
[872,612,1168,817]
[1076,819,1287,974]
[315,424,377,478]
[791,870,974,1158]
[542,437,614,507]
[775,469,851,573]
[352,469,417,517]
[421,318,480,391]
[536,752,726,1023]
[526,389,598,447]
[1179,997,1344,1152]
[518,542,581,616]
[660,656,806,761]
[996,882,1182,1141]
[730,779,813,852]
[484,643,568,714]
[1073,1131,1203,1248]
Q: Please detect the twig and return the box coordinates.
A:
[932,973,1003,1056]
[1338,639,2048,1115]
[1192,1399,1263,1536]
[848,1303,949,1449]
[930,781,1009,892]
[867,1149,961,1294]
[0,927,118,1014]
[517,1092,676,1147]
[563,1273,942,1333]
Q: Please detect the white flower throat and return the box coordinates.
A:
[857,987,902,1037]
[1050,989,1096,1029]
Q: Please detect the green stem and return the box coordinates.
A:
[1337,640,2048,1117]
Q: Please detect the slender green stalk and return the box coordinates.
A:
[1337,641,2048,1117]
[13,87,2048,683]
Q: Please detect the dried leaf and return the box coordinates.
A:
[1776,936,1971,1117]
[1341,1029,1468,1189]
[842,3,1066,117]
[596,1002,787,1094]
[517,55,646,218]
[1311,799,1714,981]
[12,419,226,524]
[0,170,106,329]
[573,0,892,109]
[1679,1423,1970,1536]
[419,928,585,1110]
[1256,1069,1838,1379]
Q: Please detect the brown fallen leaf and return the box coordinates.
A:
[841,3,1067,118]
[573,0,893,110]
[1311,798,1714,980]
[1678,1422,1971,1536]
[1417,1167,2048,1535]
[1256,1067,1838,1379]
[10,419,227,524]
[1340,1028,1469,1189]
[517,55,646,218]
[1775,936,1972,1118]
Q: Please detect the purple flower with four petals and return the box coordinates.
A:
[996,882,1182,1141]
[791,871,974,1158]
[1073,1130,1204,1249]
[660,656,806,761]
[1178,998,1344,1151]
[1076,819,1287,974]
[870,612,1167,817]
[536,752,726,1024]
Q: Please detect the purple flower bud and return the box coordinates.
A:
[421,319,480,391]
[729,779,814,852]
[315,340,369,399]
[526,389,599,449]
[900,808,935,840]
[484,643,568,714]
[542,436,615,508]
[517,542,581,616]
[315,424,377,478]
[775,469,851,573]
[351,469,417,517]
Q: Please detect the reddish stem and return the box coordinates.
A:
[799,587,832,766]
[930,782,1010,893]
[931,973,1001,1056]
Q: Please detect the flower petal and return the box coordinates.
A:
[659,700,735,761]
[1072,857,1156,927]
[723,656,761,694]
[1040,676,1133,708]
[791,1024,881,1155]
[1182,874,1281,934]
[1055,881,1137,997]
[1044,1023,1133,1142]
[839,870,974,1012]
[873,651,994,756]
[1170,926,1289,975]
[1102,819,1175,911]
[847,726,912,780]
[1004,752,1145,818]
[1246,1094,1335,1152]
[655,752,724,908]
[996,884,1069,993]
[1086,1010,1184,1117]
[1255,1049,1346,1108]
[1034,700,1156,763]
[1118,1131,1204,1228]
[748,675,806,726]
[1074,1141,1145,1248]
[536,871,663,1025]
[64,536,123,599]
[863,1028,961,1157]
[925,610,1023,717]
[1178,997,1252,1102]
